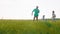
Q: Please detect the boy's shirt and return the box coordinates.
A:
[32,8,40,16]
[52,14,56,18]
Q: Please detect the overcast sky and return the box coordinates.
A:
[0,0,60,19]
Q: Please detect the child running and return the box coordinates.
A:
[32,6,40,21]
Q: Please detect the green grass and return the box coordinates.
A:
[0,19,60,34]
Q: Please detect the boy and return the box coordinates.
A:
[52,10,56,21]
[43,15,45,20]
[32,6,40,21]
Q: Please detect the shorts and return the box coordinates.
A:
[34,14,38,17]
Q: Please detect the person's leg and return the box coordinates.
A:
[52,17,56,22]
[33,16,35,21]
[43,16,44,20]
[54,17,56,21]
[36,16,38,21]
[52,17,54,21]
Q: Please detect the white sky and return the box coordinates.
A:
[0,0,60,19]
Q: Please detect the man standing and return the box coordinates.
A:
[32,6,40,21]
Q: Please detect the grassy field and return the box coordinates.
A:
[0,19,60,34]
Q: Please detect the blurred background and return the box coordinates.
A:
[0,0,60,19]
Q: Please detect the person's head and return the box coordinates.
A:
[43,15,45,16]
[36,6,39,9]
[52,10,55,13]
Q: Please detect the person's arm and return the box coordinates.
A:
[54,14,56,17]
[31,9,35,15]
[38,10,40,13]
[32,11,33,15]
[38,9,40,13]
